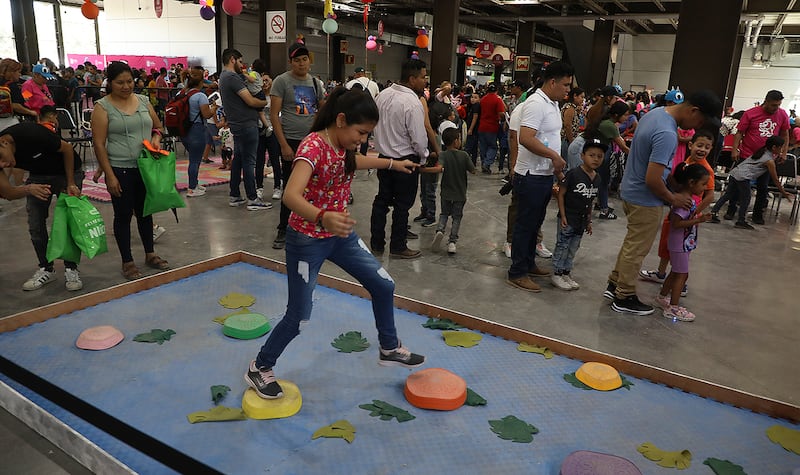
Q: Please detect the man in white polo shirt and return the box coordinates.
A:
[507,62,574,292]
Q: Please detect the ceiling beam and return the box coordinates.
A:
[471,13,678,21]
[635,19,653,32]
[581,0,608,15]
[669,18,678,30]
[651,0,667,12]
[612,0,629,12]
[615,20,638,35]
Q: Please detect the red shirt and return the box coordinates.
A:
[737,105,790,158]
[478,92,505,134]
[288,132,353,239]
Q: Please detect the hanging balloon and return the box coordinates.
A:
[362,0,374,3]
[200,0,206,5]
[200,5,215,20]
[466,57,473,67]
[322,18,338,34]
[458,43,467,55]
[81,1,100,19]
[366,36,377,51]
[323,0,334,18]
[222,0,243,16]
[377,44,384,54]
[411,51,419,60]
[377,20,384,37]
[415,34,429,49]
[207,0,214,5]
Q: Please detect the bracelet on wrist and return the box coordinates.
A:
[315,209,327,228]
[387,158,393,170]
[151,128,163,136]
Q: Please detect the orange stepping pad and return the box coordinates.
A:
[404,368,467,411]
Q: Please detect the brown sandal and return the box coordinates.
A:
[122,262,142,280]
[146,255,170,270]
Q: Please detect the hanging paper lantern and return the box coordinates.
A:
[377,44,384,54]
[366,35,377,51]
[81,1,100,19]
[200,5,215,20]
[415,34,429,49]
[466,57,473,67]
[322,18,338,34]
[363,5,369,29]
[222,0,243,16]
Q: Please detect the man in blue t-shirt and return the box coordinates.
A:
[605,90,721,316]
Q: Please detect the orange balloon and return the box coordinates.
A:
[81,1,99,19]
[415,35,429,49]
[466,57,473,67]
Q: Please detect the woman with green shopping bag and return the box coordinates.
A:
[91,61,170,280]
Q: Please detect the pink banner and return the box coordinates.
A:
[67,54,189,72]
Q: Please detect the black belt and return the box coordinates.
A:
[379,153,420,163]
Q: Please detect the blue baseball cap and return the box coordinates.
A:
[33,64,55,80]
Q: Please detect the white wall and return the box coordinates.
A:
[102,0,216,71]
[613,34,675,93]
[732,46,800,113]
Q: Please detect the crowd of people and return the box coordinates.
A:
[2,39,797,400]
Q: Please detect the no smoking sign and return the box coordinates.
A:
[267,11,286,43]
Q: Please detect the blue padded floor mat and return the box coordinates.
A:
[1,262,798,474]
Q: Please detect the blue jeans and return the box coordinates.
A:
[465,134,478,166]
[509,173,553,279]
[437,199,465,243]
[419,173,438,219]
[229,126,258,201]
[712,176,751,222]
[183,122,206,190]
[478,131,498,169]
[552,223,584,274]
[255,228,399,369]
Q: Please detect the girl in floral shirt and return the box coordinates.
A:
[245,87,425,400]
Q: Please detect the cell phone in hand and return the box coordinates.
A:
[208,91,221,105]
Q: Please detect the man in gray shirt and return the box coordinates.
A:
[270,41,326,249]
[218,48,270,210]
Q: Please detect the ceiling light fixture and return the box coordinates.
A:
[491,0,541,5]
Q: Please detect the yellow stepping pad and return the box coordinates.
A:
[242,380,302,419]
[575,362,622,391]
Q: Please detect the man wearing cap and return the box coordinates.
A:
[270,41,327,249]
[346,67,379,99]
[605,90,722,315]
[369,58,429,259]
[218,48,270,211]
[729,89,790,224]
[21,64,56,115]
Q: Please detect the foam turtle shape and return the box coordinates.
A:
[223,313,271,340]
[76,325,124,351]
[242,380,302,419]
[404,368,467,411]
[560,450,642,475]
[575,362,622,391]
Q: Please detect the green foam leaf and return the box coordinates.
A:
[517,342,554,359]
[358,400,415,422]
[563,372,593,390]
[703,458,748,475]
[422,318,464,330]
[489,415,539,443]
[331,331,370,353]
[442,330,482,348]
[133,329,176,344]
[620,375,635,390]
[637,442,692,469]
[312,419,355,443]
[218,292,256,309]
[211,385,231,404]
[766,425,800,454]
[465,388,487,406]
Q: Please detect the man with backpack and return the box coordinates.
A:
[218,48,271,210]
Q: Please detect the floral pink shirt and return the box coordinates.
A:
[288,131,352,238]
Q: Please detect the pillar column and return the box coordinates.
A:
[11,0,38,66]
[430,0,459,87]
[669,0,743,102]
[586,20,614,93]
[262,0,297,76]
[514,21,535,84]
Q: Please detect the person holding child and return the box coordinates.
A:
[551,137,603,291]
[244,87,425,400]
[431,127,476,254]
[652,163,712,322]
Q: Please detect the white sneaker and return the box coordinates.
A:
[229,197,246,207]
[536,242,552,258]
[23,268,56,291]
[152,225,167,242]
[447,242,457,254]
[431,231,444,250]
[272,188,283,200]
[503,242,512,258]
[196,185,206,191]
[187,187,206,197]
[563,274,580,290]
[551,274,572,291]
[65,268,83,291]
[246,198,273,211]
[256,188,264,200]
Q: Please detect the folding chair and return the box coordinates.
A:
[768,154,798,221]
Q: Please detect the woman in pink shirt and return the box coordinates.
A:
[21,64,56,114]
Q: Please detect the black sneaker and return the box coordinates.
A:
[421,218,436,227]
[709,213,720,223]
[598,209,618,220]
[602,282,617,300]
[723,213,735,221]
[412,214,426,222]
[611,295,655,316]
[272,229,286,249]
[245,361,283,399]
[751,215,765,225]
[406,230,419,240]
[379,344,426,368]
[735,221,755,230]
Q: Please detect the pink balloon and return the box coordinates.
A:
[222,0,243,16]
[366,39,377,51]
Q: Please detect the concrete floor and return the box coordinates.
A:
[1,155,799,471]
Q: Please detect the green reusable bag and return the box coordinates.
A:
[65,195,108,259]
[137,147,185,218]
[45,193,82,263]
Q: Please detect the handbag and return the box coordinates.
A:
[137,141,186,217]
[65,195,108,259]
[45,193,82,263]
